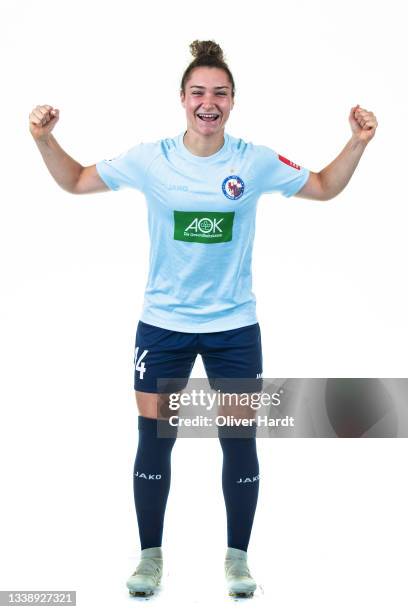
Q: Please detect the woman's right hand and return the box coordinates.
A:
[29,104,59,141]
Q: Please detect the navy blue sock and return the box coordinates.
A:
[218,425,260,552]
[133,416,177,550]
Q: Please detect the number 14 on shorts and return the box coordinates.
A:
[134,346,148,379]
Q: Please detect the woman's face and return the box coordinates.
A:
[180,66,234,137]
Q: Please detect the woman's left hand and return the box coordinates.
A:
[349,105,378,144]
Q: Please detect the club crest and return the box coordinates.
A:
[222,175,245,200]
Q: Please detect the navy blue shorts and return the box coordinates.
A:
[134,321,263,394]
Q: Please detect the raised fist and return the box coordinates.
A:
[29,104,59,140]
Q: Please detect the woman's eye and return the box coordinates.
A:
[191,92,227,96]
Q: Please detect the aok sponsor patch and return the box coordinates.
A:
[174,211,235,243]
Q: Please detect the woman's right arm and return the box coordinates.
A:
[29,104,109,195]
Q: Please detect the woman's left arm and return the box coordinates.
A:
[295,105,378,201]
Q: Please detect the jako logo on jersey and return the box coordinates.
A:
[278,154,301,170]
[168,184,189,191]
[222,175,245,200]
[174,211,235,244]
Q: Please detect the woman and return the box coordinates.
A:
[29,40,377,598]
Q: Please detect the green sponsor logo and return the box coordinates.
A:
[174,211,234,243]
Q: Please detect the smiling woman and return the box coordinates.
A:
[29,35,377,602]
[179,40,236,156]
[28,38,310,600]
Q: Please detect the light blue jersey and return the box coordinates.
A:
[96,132,309,332]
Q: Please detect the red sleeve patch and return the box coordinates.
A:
[278,154,301,170]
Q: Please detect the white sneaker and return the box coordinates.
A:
[127,546,163,597]
[225,547,257,597]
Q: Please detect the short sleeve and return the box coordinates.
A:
[95,142,158,192]
[252,144,310,198]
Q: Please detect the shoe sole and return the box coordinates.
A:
[229,585,256,598]
[127,581,160,597]
[128,589,155,597]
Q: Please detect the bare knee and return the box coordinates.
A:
[135,391,175,420]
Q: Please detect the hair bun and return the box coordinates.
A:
[189,40,224,61]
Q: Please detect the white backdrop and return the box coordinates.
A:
[1,0,407,610]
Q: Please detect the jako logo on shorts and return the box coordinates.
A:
[222,175,245,200]
[174,211,235,243]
